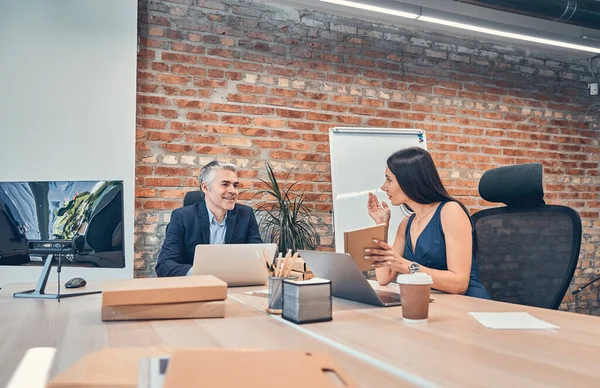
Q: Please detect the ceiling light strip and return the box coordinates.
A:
[418,15,600,54]
[317,0,420,19]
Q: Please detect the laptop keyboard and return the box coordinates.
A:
[377,290,401,304]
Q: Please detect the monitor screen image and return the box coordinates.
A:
[0,180,125,268]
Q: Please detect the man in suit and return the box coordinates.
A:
[155,160,263,277]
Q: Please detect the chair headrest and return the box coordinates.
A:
[478,163,545,208]
[183,190,204,207]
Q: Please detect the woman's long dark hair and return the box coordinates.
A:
[386,147,478,256]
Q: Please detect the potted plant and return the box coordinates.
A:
[254,163,320,255]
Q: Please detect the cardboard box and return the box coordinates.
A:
[101,300,225,321]
[290,257,310,273]
[289,270,315,280]
[102,275,227,307]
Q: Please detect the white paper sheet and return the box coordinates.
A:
[468,312,559,330]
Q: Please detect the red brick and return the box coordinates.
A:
[143,200,180,210]
[221,116,252,125]
[145,177,181,187]
[171,42,204,54]
[288,121,315,131]
[160,144,193,153]
[199,57,231,68]
[233,61,265,72]
[270,151,293,159]
[291,100,318,109]
[271,88,298,97]
[237,84,267,94]
[253,140,283,148]
[229,147,257,157]
[227,94,258,103]
[276,109,304,118]
[147,131,181,141]
[360,98,384,107]
[205,125,238,135]
[271,130,301,139]
[237,127,265,136]
[185,135,218,144]
[138,119,167,129]
[187,112,219,121]
[156,167,189,176]
[295,153,323,162]
[254,118,284,127]
[175,99,205,108]
[194,146,228,154]
[243,106,275,115]
[136,188,157,198]
[136,166,153,175]
[209,103,242,113]
[162,52,196,64]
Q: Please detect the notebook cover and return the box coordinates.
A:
[101,300,225,321]
[344,224,386,272]
[101,275,227,307]
[162,350,357,388]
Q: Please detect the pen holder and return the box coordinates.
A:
[267,276,297,315]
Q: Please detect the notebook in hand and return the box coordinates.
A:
[344,224,387,272]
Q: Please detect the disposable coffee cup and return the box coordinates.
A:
[397,273,433,323]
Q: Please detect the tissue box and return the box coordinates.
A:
[282,278,332,324]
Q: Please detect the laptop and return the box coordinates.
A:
[192,243,277,287]
[299,250,401,307]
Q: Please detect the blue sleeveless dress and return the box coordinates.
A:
[403,201,490,299]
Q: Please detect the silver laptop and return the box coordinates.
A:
[299,250,401,307]
[192,243,277,287]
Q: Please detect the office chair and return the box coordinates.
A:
[183,190,204,207]
[472,163,582,310]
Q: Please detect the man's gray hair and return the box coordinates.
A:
[199,160,238,188]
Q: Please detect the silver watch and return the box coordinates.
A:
[409,262,420,274]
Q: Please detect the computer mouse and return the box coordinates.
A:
[65,277,86,289]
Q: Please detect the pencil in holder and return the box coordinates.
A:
[266,275,298,315]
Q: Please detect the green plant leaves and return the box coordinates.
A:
[255,163,320,253]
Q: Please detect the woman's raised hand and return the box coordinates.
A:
[367,192,391,225]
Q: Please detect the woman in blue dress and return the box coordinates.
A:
[365,147,490,299]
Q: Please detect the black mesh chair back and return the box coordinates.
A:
[183,190,204,207]
[472,163,582,309]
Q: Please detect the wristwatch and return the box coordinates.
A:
[409,262,420,274]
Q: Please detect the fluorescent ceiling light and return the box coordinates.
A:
[419,15,600,54]
[317,0,420,19]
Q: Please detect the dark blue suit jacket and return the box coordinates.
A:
[155,199,263,277]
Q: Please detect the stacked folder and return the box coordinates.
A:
[282,278,332,324]
[287,256,315,280]
[47,347,357,388]
[101,275,227,321]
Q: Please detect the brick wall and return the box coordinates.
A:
[135,0,600,313]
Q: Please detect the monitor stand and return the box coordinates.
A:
[13,254,101,299]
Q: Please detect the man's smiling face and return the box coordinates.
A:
[202,169,239,212]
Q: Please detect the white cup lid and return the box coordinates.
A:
[396,273,433,285]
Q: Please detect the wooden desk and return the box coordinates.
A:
[0,282,409,387]
[231,282,600,388]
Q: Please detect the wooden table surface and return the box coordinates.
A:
[0,282,412,388]
[230,281,600,388]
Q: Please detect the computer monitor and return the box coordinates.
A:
[0,180,125,299]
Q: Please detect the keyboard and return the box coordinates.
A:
[376,290,401,304]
